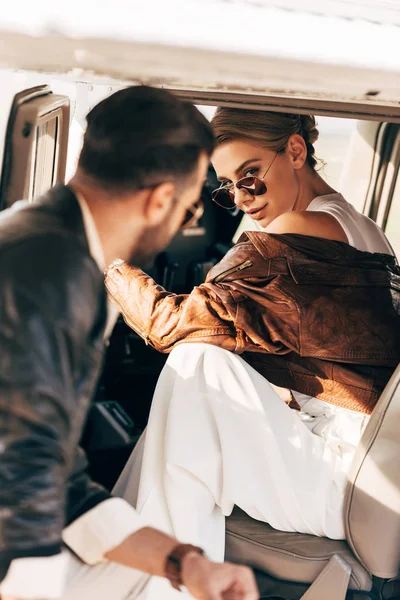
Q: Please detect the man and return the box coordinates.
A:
[0,86,258,600]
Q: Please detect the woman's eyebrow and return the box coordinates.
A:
[234,158,261,176]
[217,158,262,182]
[217,158,261,182]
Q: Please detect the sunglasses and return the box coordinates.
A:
[181,198,204,230]
[212,154,278,210]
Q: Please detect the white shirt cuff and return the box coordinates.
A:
[0,551,68,600]
[62,497,145,565]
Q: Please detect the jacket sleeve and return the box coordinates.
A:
[0,239,106,577]
[105,262,240,353]
[105,256,300,356]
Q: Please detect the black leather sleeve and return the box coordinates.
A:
[0,235,107,574]
[65,447,111,526]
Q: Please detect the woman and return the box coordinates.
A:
[105,109,399,597]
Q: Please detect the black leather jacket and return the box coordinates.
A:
[0,186,111,580]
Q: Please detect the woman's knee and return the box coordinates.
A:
[167,343,239,382]
[169,342,232,362]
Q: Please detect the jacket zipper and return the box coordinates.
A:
[213,259,253,284]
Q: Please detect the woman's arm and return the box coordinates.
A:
[105,261,238,353]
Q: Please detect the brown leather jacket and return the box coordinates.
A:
[105,232,400,414]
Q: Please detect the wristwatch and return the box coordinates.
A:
[165,543,205,590]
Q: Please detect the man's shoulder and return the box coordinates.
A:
[0,186,98,286]
[0,185,84,248]
[0,231,103,318]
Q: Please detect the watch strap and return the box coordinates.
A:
[165,543,205,591]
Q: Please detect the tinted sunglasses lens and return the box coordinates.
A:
[181,199,204,229]
[211,187,235,209]
[236,177,267,196]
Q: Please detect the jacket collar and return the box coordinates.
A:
[39,184,90,254]
[208,230,400,286]
[241,231,399,269]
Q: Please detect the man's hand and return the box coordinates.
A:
[181,552,259,600]
[105,526,258,598]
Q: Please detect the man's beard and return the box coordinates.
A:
[127,221,176,270]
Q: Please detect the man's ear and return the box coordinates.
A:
[143,182,176,226]
[286,134,308,169]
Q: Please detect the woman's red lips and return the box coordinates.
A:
[246,204,268,217]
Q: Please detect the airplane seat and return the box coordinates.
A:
[225,363,400,600]
[161,165,242,293]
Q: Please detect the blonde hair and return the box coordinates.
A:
[211,108,320,169]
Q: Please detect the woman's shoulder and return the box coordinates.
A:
[266,209,348,244]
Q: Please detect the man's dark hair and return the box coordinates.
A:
[78,86,215,192]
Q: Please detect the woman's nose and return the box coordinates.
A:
[233,187,253,209]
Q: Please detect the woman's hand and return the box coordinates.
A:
[181,552,259,600]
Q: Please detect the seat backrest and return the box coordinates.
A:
[345,363,400,579]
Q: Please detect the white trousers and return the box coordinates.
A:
[64,343,354,599]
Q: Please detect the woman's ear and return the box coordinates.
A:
[286,134,308,169]
[143,182,176,226]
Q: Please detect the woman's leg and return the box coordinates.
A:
[113,430,146,508]
[117,343,350,567]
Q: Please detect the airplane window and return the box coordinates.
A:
[384,171,400,259]
[30,118,59,199]
[0,86,69,210]
[313,116,358,184]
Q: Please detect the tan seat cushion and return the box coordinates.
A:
[225,508,372,591]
